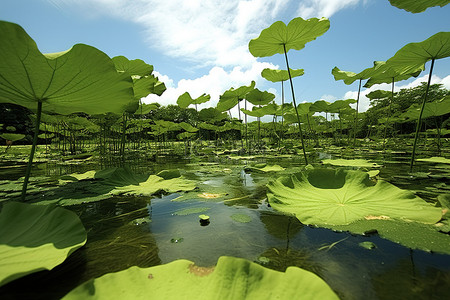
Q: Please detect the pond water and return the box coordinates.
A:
[1,151,449,299]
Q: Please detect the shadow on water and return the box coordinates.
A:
[0,153,449,299]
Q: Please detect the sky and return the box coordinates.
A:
[1,0,449,120]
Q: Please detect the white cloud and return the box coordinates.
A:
[50,0,363,68]
[342,74,449,113]
[51,0,288,68]
[296,0,361,18]
[144,61,277,118]
[320,94,337,101]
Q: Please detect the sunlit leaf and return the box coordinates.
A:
[0,202,86,287]
[386,32,450,75]
[63,256,338,299]
[261,68,304,82]
[249,17,330,57]
[0,21,135,115]
[267,168,442,226]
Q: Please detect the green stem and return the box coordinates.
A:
[280,80,285,143]
[410,58,435,172]
[21,100,42,201]
[353,79,362,147]
[383,77,395,151]
[283,44,308,165]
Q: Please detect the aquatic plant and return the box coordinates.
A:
[63,256,338,299]
[383,32,450,171]
[249,17,330,165]
[389,0,449,13]
[0,21,136,200]
[0,202,86,287]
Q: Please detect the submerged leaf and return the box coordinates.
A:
[111,175,196,196]
[63,256,338,299]
[321,159,382,168]
[0,202,86,287]
[267,168,442,226]
[230,213,252,223]
[173,207,210,216]
[417,157,450,164]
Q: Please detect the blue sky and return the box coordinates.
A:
[1,0,449,118]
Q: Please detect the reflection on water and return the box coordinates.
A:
[1,153,450,299]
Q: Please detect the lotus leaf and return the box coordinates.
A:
[248,17,330,57]
[112,56,153,76]
[364,60,423,88]
[177,92,210,109]
[389,0,449,13]
[230,213,252,223]
[417,156,450,164]
[217,81,255,112]
[63,256,338,299]
[199,108,227,122]
[173,207,210,216]
[0,133,25,142]
[111,175,196,196]
[326,218,450,254]
[245,164,285,173]
[401,95,450,120]
[0,21,135,115]
[0,202,86,287]
[321,159,382,168]
[245,88,275,106]
[359,241,376,250]
[366,90,392,100]
[386,32,450,75]
[267,168,442,226]
[261,68,304,82]
[331,66,378,85]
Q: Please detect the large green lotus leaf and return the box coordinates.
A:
[179,122,198,133]
[199,107,228,122]
[133,75,166,100]
[310,100,331,113]
[192,93,211,105]
[249,17,330,57]
[0,133,25,142]
[401,95,450,120]
[110,175,196,196]
[246,88,275,106]
[177,92,194,109]
[177,92,210,109]
[325,218,450,254]
[94,166,149,186]
[261,68,304,82]
[295,102,312,116]
[417,156,450,164]
[363,60,423,88]
[321,158,382,168]
[241,103,277,118]
[134,102,160,115]
[112,55,153,77]
[328,99,356,112]
[0,21,135,115]
[217,81,256,112]
[386,32,450,75]
[366,89,392,99]
[0,202,86,287]
[63,256,338,299]
[389,0,449,13]
[267,168,442,226]
[332,65,379,85]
